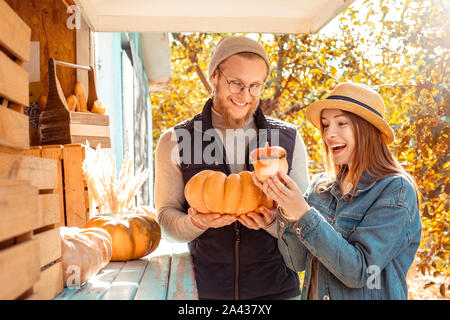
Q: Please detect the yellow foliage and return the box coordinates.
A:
[151,0,450,291]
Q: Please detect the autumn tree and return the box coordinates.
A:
[151,0,449,295]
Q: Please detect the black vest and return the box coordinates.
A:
[174,99,300,300]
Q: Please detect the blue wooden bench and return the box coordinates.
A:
[54,240,198,300]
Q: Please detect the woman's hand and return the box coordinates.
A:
[188,207,237,230]
[237,206,277,230]
[256,170,310,221]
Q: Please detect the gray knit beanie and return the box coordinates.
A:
[208,36,271,79]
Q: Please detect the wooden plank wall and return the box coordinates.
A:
[5,0,77,98]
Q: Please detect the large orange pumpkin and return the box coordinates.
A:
[184,170,273,215]
[60,226,112,287]
[249,143,288,181]
[84,213,161,261]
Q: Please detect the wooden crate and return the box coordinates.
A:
[26,228,64,300]
[24,144,90,228]
[0,0,30,104]
[0,151,64,299]
[24,154,63,300]
[39,58,111,148]
[0,154,63,300]
[0,1,63,300]
[0,2,38,299]
[0,105,29,151]
[0,0,31,152]
[0,179,40,300]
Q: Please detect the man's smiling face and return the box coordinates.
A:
[210,54,267,129]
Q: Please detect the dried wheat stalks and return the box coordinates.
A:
[82,142,150,216]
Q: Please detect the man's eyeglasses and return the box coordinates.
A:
[218,68,265,97]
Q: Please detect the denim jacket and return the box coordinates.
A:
[278,172,422,300]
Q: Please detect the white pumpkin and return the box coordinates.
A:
[60,226,112,287]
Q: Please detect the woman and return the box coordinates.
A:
[254,82,422,300]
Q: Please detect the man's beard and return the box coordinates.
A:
[212,93,258,129]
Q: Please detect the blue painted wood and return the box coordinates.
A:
[54,262,125,300]
[166,252,198,300]
[134,254,171,300]
[100,259,148,300]
[54,240,198,300]
[93,32,124,169]
[133,239,177,299]
[53,286,78,300]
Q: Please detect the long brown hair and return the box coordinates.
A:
[319,110,421,207]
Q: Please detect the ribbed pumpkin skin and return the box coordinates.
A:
[249,145,288,181]
[84,213,161,261]
[60,226,112,287]
[184,170,273,215]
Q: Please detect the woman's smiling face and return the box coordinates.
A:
[321,108,356,166]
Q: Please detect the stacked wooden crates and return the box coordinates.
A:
[24,144,91,228]
[0,0,63,299]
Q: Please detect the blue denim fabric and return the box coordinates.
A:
[277,172,422,300]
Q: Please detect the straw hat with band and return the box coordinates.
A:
[306,82,395,144]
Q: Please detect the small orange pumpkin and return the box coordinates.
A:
[184,170,273,215]
[84,213,161,261]
[249,143,288,181]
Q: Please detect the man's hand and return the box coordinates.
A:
[188,207,237,230]
[237,206,277,230]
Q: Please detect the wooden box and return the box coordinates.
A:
[0,0,31,152]
[0,153,63,300]
[0,105,29,151]
[24,144,90,228]
[0,1,63,300]
[0,180,40,299]
[39,58,111,148]
[24,155,63,300]
[23,160,63,300]
[26,228,64,300]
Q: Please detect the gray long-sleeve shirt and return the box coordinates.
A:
[155,108,310,242]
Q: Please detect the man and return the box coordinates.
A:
[155,36,309,300]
